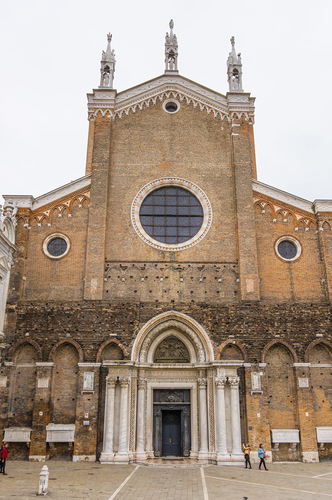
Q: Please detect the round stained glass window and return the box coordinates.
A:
[275,236,301,262]
[43,234,70,259]
[139,186,204,245]
[47,238,67,257]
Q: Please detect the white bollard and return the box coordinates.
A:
[38,465,49,496]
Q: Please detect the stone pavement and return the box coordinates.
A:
[1,460,332,499]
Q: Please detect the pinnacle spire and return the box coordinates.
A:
[165,19,178,74]
[99,33,116,89]
[227,36,243,92]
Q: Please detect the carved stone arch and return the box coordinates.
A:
[261,340,298,364]
[305,339,332,363]
[16,216,26,227]
[217,340,247,362]
[322,221,331,231]
[3,217,16,243]
[96,338,126,363]
[49,338,84,363]
[11,339,42,362]
[70,194,90,212]
[131,311,214,363]
[50,204,68,222]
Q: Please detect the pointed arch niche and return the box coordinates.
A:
[131,310,214,364]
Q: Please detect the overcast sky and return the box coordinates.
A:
[1,0,331,205]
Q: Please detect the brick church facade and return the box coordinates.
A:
[1,22,332,464]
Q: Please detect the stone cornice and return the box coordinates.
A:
[87,74,255,122]
[253,180,314,213]
[3,175,91,212]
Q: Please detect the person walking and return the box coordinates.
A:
[242,443,251,469]
[258,443,268,470]
[0,443,8,475]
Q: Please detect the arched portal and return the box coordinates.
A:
[100,311,243,465]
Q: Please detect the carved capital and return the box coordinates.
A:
[120,377,130,388]
[198,377,207,388]
[228,376,240,388]
[137,378,147,390]
[215,377,227,388]
[107,377,117,388]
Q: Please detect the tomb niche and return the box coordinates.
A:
[153,336,190,363]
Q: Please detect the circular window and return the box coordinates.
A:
[140,186,203,245]
[43,234,70,259]
[131,178,212,252]
[163,99,180,114]
[275,236,301,262]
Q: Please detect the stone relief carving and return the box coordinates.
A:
[154,336,190,363]
[159,390,184,403]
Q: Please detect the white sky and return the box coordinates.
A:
[1,0,332,205]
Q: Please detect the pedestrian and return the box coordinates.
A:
[242,442,251,469]
[258,443,268,470]
[1,443,8,475]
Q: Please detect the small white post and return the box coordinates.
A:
[38,465,49,496]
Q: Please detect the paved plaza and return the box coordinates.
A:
[1,460,332,499]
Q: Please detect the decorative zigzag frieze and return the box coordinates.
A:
[88,89,230,121]
[16,187,91,227]
[253,193,320,231]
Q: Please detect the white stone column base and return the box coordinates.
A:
[217,453,243,466]
[73,455,96,462]
[29,455,46,462]
[135,451,148,461]
[197,451,210,462]
[216,453,231,464]
[99,452,115,463]
[112,452,130,463]
[302,451,319,463]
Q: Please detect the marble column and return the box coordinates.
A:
[229,376,242,455]
[136,378,147,458]
[198,378,209,458]
[102,377,116,457]
[118,377,130,459]
[153,408,162,457]
[183,407,191,457]
[215,377,228,458]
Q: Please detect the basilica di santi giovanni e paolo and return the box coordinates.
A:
[0,21,331,465]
